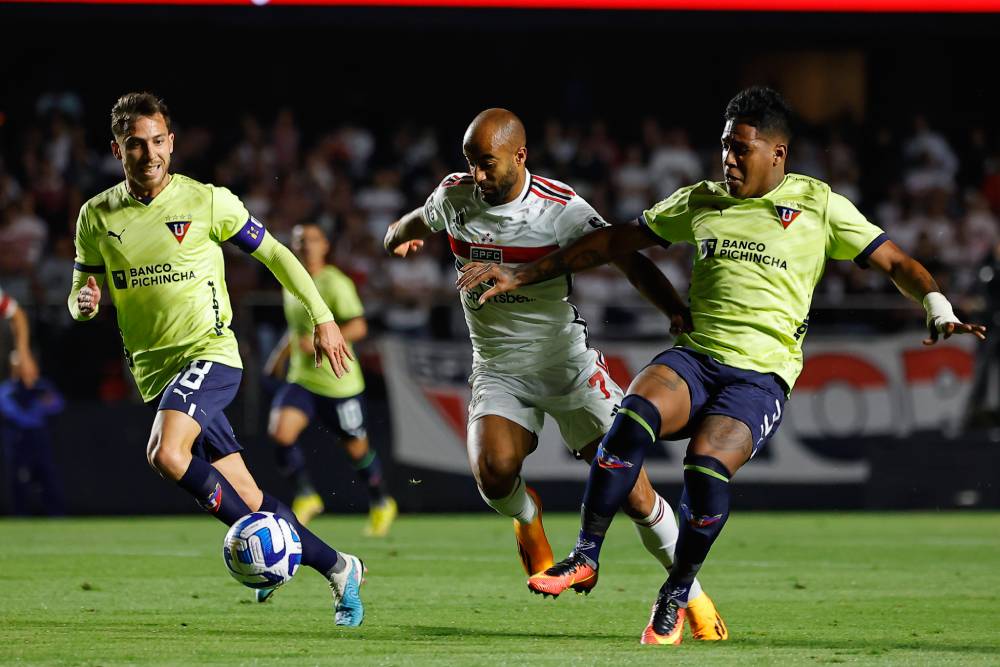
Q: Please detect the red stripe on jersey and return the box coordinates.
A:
[0,294,11,318]
[532,174,574,196]
[448,235,560,263]
[442,173,473,188]
[530,188,567,206]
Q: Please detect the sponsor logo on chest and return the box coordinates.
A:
[470,246,502,263]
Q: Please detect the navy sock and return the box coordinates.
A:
[177,457,251,526]
[666,454,732,603]
[351,449,388,505]
[273,442,316,496]
[259,492,343,577]
[577,394,661,566]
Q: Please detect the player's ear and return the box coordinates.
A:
[110,140,123,161]
[772,142,787,166]
[168,132,175,154]
[515,146,527,166]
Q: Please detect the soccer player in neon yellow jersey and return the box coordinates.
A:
[458,87,987,644]
[264,223,397,535]
[68,92,366,626]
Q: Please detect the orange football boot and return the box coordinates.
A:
[640,591,686,645]
[514,486,554,576]
[527,551,598,597]
[686,591,729,640]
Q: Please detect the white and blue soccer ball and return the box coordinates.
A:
[223,511,302,589]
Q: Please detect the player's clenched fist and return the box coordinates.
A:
[78,275,101,316]
[313,320,354,378]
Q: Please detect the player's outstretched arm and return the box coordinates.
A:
[456,221,656,305]
[385,207,433,257]
[868,240,987,345]
[7,305,38,388]
[612,252,693,336]
[251,233,353,377]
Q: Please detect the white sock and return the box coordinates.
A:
[633,494,703,600]
[479,476,537,525]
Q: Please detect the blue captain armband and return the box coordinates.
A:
[227,216,267,253]
[73,262,105,273]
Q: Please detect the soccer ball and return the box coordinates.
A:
[223,511,302,589]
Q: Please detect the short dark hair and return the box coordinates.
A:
[724,87,792,141]
[110,92,171,139]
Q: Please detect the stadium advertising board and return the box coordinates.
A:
[382,333,977,484]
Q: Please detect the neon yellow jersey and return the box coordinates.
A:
[642,173,886,391]
[284,266,365,398]
[73,174,259,401]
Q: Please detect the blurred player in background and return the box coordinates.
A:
[386,108,727,640]
[68,92,367,626]
[0,286,39,390]
[458,87,987,644]
[264,222,397,535]
[0,351,64,515]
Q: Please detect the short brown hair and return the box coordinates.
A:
[110,92,171,139]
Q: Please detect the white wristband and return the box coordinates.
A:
[922,292,961,332]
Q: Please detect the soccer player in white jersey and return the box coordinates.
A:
[458,88,987,644]
[68,92,365,626]
[0,286,39,389]
[385,108,727,639]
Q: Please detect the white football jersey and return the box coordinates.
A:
[424,170,609,373]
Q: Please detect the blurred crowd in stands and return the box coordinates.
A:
[2,90,999,385]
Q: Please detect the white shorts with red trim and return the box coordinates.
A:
[467,347,624,453]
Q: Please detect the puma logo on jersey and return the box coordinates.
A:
[172,388,193,402]
[107,229,125,244]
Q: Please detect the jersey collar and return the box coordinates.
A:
[485,169,532,215]
[124,173,176,207]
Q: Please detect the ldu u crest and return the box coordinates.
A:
[165,220,193,243]
[774,204,802,229]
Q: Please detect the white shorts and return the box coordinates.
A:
[468,348,624,453]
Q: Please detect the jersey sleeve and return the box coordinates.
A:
[552,196,610,247]
[423,174,464,232]
[72,205,105,274]
[640,185,698,245]
[210,186,263,252]
[825,191,888,266]
[327,272,365,322]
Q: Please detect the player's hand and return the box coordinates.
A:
[456,262,520,304]
[392,239,424,258]
[78,276,101,316]
[923,321,987,346]
[313,320,354,377]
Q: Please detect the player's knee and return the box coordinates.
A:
[147,439,192,481]
[476,453,521,498]
[267,414,296,445]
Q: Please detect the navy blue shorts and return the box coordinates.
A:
[271,383,367,440]
[157,360,243,463]
[649,347,788,457]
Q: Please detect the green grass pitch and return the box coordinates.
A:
[2,512,998,665]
